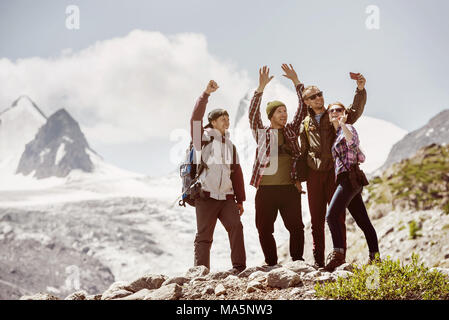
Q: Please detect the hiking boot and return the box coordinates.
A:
[324,250,345,272]
[313,261,325,270]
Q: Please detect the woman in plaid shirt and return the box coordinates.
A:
[324,102,380,271]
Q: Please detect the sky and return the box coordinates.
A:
[0,0,448,176]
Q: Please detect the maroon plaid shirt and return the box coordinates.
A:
[248,84,306,188]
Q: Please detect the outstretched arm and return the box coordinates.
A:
[249,66,273,140]
[282,64,306,134]
[191,80,219,150]
[346,74,367,124]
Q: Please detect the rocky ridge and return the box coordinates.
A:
[20,261,357,300]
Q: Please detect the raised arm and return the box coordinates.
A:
[282,64,306,134]
[190,80,219,150]
[346,74,367,124]
[249,66,273,141]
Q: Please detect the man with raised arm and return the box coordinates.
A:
[248,65,307,266]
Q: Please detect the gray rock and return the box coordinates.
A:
[246,280,264,293]
[207,270,232,280]
[101,281,132,300]
[185,266,209,278]
[201,285,215,295]
[223,275,240,287]
[20,292,60,300]
[85,294,102,300]
[118,289,152,300]
[248,271,268,283]
[284,260,316,274]
[314,275,335,284]
[332,270,353,279]
[267,268,302,289]
[125,274,167,293]
[162,276,190,286]
[214,283,227,296]
[64,290,88,300]
[144,283,183,300]
[102,289,133,300]
[238,266,264,278]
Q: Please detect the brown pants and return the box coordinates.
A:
[306,169,346,265]
[194,197,246,270]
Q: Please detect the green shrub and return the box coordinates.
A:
[314,254,449,300]
[408,220,422,239]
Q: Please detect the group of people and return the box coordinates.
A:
[189,64,380,273]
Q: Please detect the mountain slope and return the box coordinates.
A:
[381,109,449,170]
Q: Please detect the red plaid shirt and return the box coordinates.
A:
[248,84,306,188]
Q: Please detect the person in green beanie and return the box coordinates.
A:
[248,64,307,266]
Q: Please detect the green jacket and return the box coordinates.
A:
[299,88,367,176]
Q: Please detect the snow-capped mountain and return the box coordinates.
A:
[381,109,449,170]
[0,95,47,175]
[16,108,95,179]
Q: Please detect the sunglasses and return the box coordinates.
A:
[329,107,344,114]
[306,91,323,100]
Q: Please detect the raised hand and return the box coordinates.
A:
[205,80,219,94]
[281,63,301,86]
[356,74,366,90]
[257,66,274,93]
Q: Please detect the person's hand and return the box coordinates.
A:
[257,66,274,93]
[236,203,244,216]
[356,74,366,90]
[338,112,348,126]
[205,80,219,94]
[295,181,306,194]
[281,63,301,86]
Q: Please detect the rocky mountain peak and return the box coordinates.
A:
[16,107,95,179]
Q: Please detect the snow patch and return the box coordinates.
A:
[55,143,66,165]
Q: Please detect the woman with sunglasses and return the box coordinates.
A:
[323,102,380,271]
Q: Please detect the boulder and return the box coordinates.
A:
[267,268,302,289]
[144,283,182,300]
[162,276,190,286]
[118,289,152,300]
[125,274,167,293]
[101,281,133,300]
[64,290,88,300]
[201,285,215,295]
[214,283,227,296]
[246,280,264,293]
[284,260,316,274]
[248,271,268,283]
[332,270,353,279]
[185,266,209,278]
[314,275,335,284]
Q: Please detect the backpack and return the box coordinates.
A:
[178,137,237,207]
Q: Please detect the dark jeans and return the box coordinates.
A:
[194,197,246,270]
[255,184,304,265]
[326,173,379,254]
[307,169,346,264]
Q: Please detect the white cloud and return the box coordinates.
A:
[0,29,251,144]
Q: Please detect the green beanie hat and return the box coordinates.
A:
[266,101,286,119]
